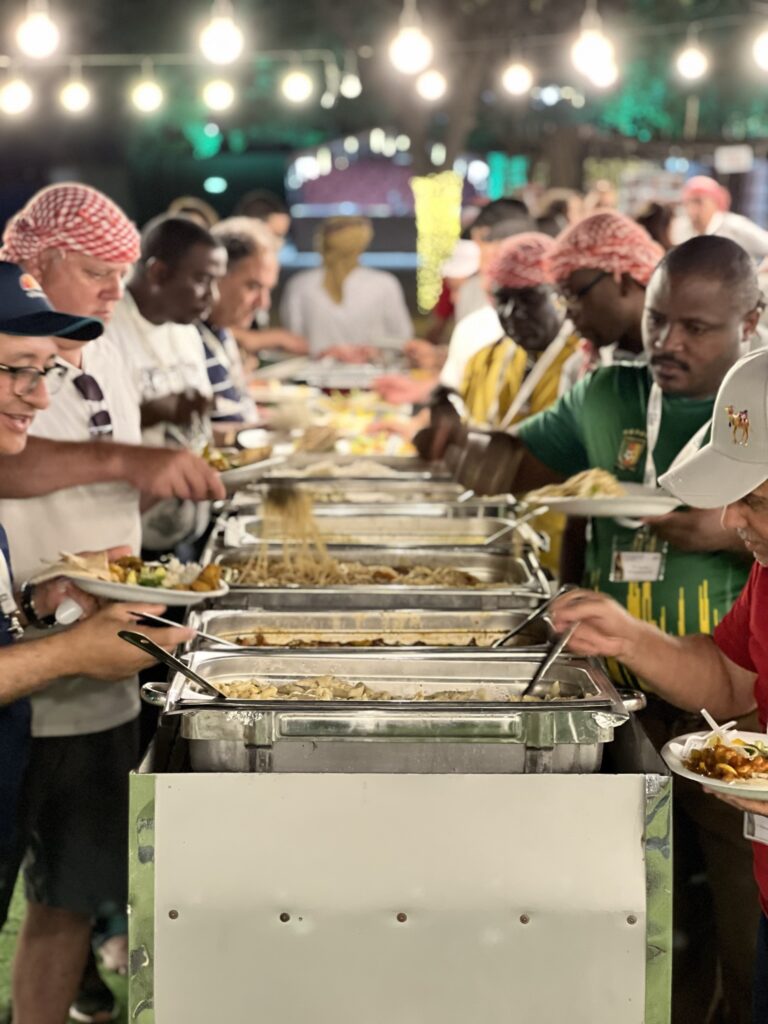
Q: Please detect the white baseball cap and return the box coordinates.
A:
[440,239,480,280]
[659,349,768,508]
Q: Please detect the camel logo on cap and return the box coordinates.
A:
[725,405,750,446]
[18,273,44,299]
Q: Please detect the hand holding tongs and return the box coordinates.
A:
[520,623,580,698]
[491,583,574,648]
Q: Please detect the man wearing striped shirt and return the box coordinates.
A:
[199,217,280,433]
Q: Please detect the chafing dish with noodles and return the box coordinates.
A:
[142,649,638,774]
[185,607,556,650]
[207,542,549,610]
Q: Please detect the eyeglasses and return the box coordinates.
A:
[0,361,68,398]
[73,372,113,439]
[560,270,609,306]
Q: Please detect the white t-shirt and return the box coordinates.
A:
[108,291,214,550]
[110,290,213,449]
[0,335,143,737]
[280,266,412,355]
[439,305,504,391]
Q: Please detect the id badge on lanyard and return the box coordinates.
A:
[609,527,668,582]
[0,548,22,638]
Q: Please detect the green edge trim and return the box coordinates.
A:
[645,774,673,1024]
[128,771,156,1023]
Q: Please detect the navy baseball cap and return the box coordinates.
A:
[0,261,103,341]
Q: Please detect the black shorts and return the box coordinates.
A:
[19,718,140,918]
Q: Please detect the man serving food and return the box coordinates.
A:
[551,346,768,1022]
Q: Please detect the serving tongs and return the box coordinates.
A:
[491,584,573,648]
[119,630,224,700]
[482,505,549,548]
[520,623,580,699]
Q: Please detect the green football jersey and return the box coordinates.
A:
[516,363,749,637]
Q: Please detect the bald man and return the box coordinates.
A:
[461,235,763,1023]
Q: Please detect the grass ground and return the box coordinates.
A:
[0,884,128,1023]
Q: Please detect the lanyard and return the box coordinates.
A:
[497,320,573,431]
[643,381,711,487]
[0,548,22,639]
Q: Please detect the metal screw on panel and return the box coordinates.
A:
[168,910,179,920]
[519,914,530,925]
[279,912,291,923]
[627,914,638,925]
[396,912,408,923]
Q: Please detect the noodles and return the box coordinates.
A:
[233,487,492,588]
[526,468,626,503]
[232,558,489,588]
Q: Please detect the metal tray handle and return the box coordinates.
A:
[616,688,647,714]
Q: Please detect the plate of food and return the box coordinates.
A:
[203,443,279,488]
[525,470,681,518]
[34,552,229,606]
[662,727,768,800]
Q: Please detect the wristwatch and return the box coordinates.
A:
[20,581,57,629]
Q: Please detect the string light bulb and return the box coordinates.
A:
[340,51,362,99]
[15,0,60,59]
[131,63,164,113]
[59,67,91,114]
[753,27,768,71]
[676,26,708,81]
[572,1,617,87]
[389,0,433,75]
[202,78,235,111]
[416,68,447,101]
[501,61,534,97]
[281,66,314,104]
[199,0,244,65]
[0,77,33,115]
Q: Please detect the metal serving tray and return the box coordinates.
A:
[273,454,450,479]
[142,650,631,775]
[231,478,469,505]
[186,607,555,651]
[227,494,514,519]
[219,511,528,549]
[206,544,550,610]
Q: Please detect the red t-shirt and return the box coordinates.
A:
[713,561,768,914]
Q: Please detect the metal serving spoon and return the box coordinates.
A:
[520,623,579,699]
[118,630,224,700]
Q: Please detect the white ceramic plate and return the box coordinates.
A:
[662,731,768,800]
[537,483,681,518]
[63,576,229,607]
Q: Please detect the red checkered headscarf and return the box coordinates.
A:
[0,183,141,267]
[681,176,730,212]
[487,232,555,290]
[546,211,664,287]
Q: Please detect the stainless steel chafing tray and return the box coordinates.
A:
[185,607,555,651]
[219,510,537,549]
[227,494,515,519]
[141,650,633,774]
[206,544,550,610]
[231,478,469,505]
[269,454,450,479]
